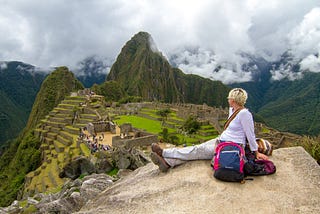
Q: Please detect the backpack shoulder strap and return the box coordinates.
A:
[223,108,244,130]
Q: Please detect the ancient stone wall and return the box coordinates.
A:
[112,134,158,149]
[113,102,298,147]
[92,121,116,134]
[119,123,133,135]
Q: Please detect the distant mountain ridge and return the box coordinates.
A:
[25,66,84,131]
[107,32,230,107]
[0,59,104,146]
[75,56,110,88]
[0,66,84,206]
[0,61,47,145]
[1,31,320,142]
[232,52,320,135]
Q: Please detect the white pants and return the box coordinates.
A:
[163,138,219,167]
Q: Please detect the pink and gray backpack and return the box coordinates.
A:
[212,142,246,182]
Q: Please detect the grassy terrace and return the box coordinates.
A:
[115,107,219,146]
[115,115,169,134]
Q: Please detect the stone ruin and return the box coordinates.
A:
[132,102,301,148]
[112,123,158,149]
[86,121,116,136]
[84,121,157,150]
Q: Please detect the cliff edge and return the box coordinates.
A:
[77,146,320,214]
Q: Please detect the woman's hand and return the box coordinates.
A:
[256,151,269,160]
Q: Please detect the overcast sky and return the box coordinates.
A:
[0,0,319,83]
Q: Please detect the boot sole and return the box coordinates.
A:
[150,152,169,172]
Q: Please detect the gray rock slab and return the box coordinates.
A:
[77,146,320,214]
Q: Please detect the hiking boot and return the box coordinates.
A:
[150,152,170,172]
[151,143,163,157]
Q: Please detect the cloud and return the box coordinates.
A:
[168,47,252,84]
[268,7,320,80]
[288,7,320,73]
[300,54,320,72]
[0,0,319,83]
[270,66,303,81]
[74,55,112,76]
[0,62,8,70]
[288,7,320,58]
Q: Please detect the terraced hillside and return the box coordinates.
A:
[22,97,297,198]
[117,105,220,145]
[25,95,98,196]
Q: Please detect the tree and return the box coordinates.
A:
[159,128,169,142]
[157,108,171,125]
[181,115,200,134]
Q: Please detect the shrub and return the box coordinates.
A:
[159,128,169,142]
[156,108,171,122]
[300,135,320,164]
[168,135,179,146]
[181,115,200,134]
[107,168,119,176]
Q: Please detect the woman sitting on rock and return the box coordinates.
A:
[150,88,269,172]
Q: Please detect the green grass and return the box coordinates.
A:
[140,107,158,113]
[168,113,184,122]
[261,127,271,134]
[201,125,214,130]
[199,128,217,134]
[79,142,91,156]
[139,109,162,120]
[115,115,175,134]
[174,134,199,145]
[22,204,38,213]
[195,133,219,140]
[300,136,320,163]
[107,168,119,176]
[115,112,219,146]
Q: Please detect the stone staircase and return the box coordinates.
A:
[26,95,99,196]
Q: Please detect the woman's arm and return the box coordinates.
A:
[240,110,269,160]
[239,110,257,151]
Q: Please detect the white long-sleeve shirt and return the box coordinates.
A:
[219,107,258,152]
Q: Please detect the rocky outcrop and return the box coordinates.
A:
[1,147,319,213]
[77,147,320,214]
[59,156,96,180]
[0,174,115,214]
[112,146,150,170]
[59,147,150,180]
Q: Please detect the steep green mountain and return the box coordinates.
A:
[107,32,229,107]
[258,72,320,135]
[0,67,84,206]
[0,61,47,145]
[0,90,25,144]
[232,72,320,136]
[91,80,127,102]
[231,51,320,136]
[171,68,229,107]
[0,60,111,146]
[25,66,84,131]
[107,32,184,103]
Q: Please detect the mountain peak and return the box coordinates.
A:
[127,31,159,53]
[25,66,84,130]
[131,31,151,42]
[106,32,229,106]
[106,31,182,102]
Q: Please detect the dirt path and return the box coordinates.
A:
[82,126,120,146]
[97,126,121,146]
